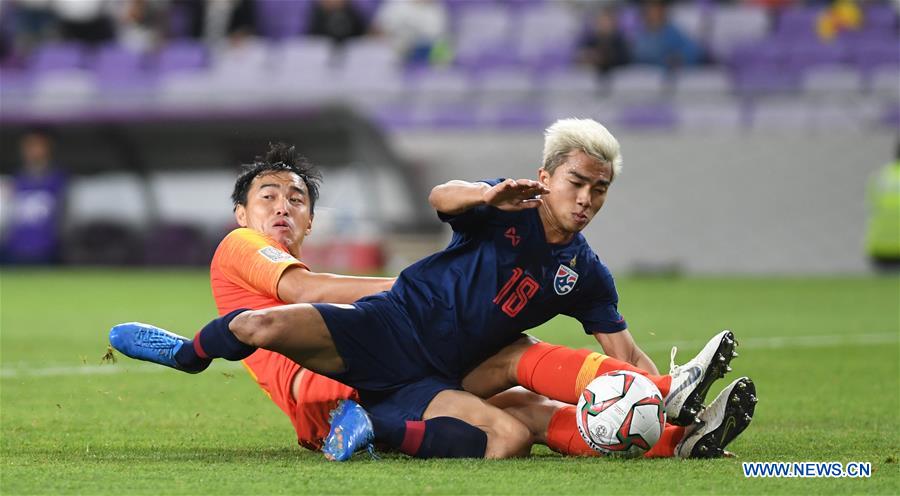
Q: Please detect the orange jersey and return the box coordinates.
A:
[209,228,357,450]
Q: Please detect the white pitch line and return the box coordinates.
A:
[0,361,243,379]
[636,331,898,354]
[1,332,897,379]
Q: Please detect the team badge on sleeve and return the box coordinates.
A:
[258,246,297,263]
[554,264,579,295]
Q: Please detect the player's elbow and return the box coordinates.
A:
[428,185,445,211]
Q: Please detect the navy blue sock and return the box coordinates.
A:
[371,414,487,459]
[174,308,255,367]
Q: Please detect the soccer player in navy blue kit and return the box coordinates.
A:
[112,119,753,460]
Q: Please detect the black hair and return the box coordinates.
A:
[231,142,323,213]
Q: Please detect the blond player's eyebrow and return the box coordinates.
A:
[569,170,610,187]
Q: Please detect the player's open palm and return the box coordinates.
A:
[484,179,549,211]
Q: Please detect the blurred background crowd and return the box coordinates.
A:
[0,0,897,274]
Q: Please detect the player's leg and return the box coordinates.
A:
[325,378,521,460]
[110,304,347,376]
[463,331,738,426]
[488,387,688,458]
[463,336,671,401]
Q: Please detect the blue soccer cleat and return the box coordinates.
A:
[109,322,207,373]
[322,399,375,461]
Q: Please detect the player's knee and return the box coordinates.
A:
[485,416,532,459]
[232,309,279,348]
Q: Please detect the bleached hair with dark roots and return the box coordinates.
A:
[541,118,623,181]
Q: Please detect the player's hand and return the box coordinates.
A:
[483,179,549,211]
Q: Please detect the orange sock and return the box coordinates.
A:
[546,407,683,459]
[545,406,599,457]
[643,424,685,458]
[516,342,672,404]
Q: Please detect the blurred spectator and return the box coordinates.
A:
[203,0,257,45]
[306,0,368,45]
[52,0,115,44]
[577,7,631,75]
[372,0,451,66]
[817,0,862,41]
[631,0,703,70]
[112,0,167,52]
[865,140,900,272]
[0,129,67,265]
[9,0,57,55]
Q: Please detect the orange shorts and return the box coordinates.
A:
[242,349,358,451]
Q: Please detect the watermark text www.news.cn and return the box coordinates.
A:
[742,462,872,478]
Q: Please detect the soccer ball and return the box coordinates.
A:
[576,370,665,458]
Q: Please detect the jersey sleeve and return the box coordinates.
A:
[564,263,628,335]
[213,228,308,299]
[436,178,505,232]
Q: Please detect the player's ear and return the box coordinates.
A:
[235,204,248,227]
[538,167,550,185]
[305,214,313,235]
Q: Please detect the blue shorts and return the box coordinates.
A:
[313,293,459,419]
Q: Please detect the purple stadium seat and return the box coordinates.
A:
[615,102,677,130]
[735,63,800,96]
[801,64,863,95]
[675,102,744,131]
[540,68,603,106]
[30,42,86,73]
[674,67,733,99]
[91,44,151,87]
[512,2,579,70]
[730,39,787,69]
[476,67,536,105]
[209,39,272,77]
[155,41,207,74]
[608,66,668,101]
[750,99,811,130]
[774,6,821,41]
[256,0,309,39]
[0,69,33,113]
[276,37,334,70]
[411,68,473,105]
[862,4,899,32]
[787,40,849,70]
[709,5,770,61]
[851,40,900,72]
[340,38,400,71]
[867,66,900,97]
[453,4,514,70]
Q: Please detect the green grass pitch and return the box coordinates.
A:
[1,269,898,494]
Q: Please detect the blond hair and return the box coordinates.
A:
[542,118,623,180]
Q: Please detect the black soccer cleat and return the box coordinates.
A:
[675,377,757,459]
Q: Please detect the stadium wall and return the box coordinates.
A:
[389,129,896,274]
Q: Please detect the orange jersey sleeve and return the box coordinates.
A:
[209,228,308,315]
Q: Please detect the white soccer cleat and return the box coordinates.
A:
[675,377,757,459]
[664,330,738,426]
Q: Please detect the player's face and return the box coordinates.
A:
[235,171,313,254]
[538,150,612,236]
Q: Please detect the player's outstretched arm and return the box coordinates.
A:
[429,179,549,215]
[594,329,660,375]
[277,266,395,304]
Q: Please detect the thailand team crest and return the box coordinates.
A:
[554,264,579,295]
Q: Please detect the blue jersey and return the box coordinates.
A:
[389,178,627,377]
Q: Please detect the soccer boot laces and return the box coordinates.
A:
[322,399,376,462]
[675,376,757,459]
[665,330,738,426]
[109,322,208,373]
